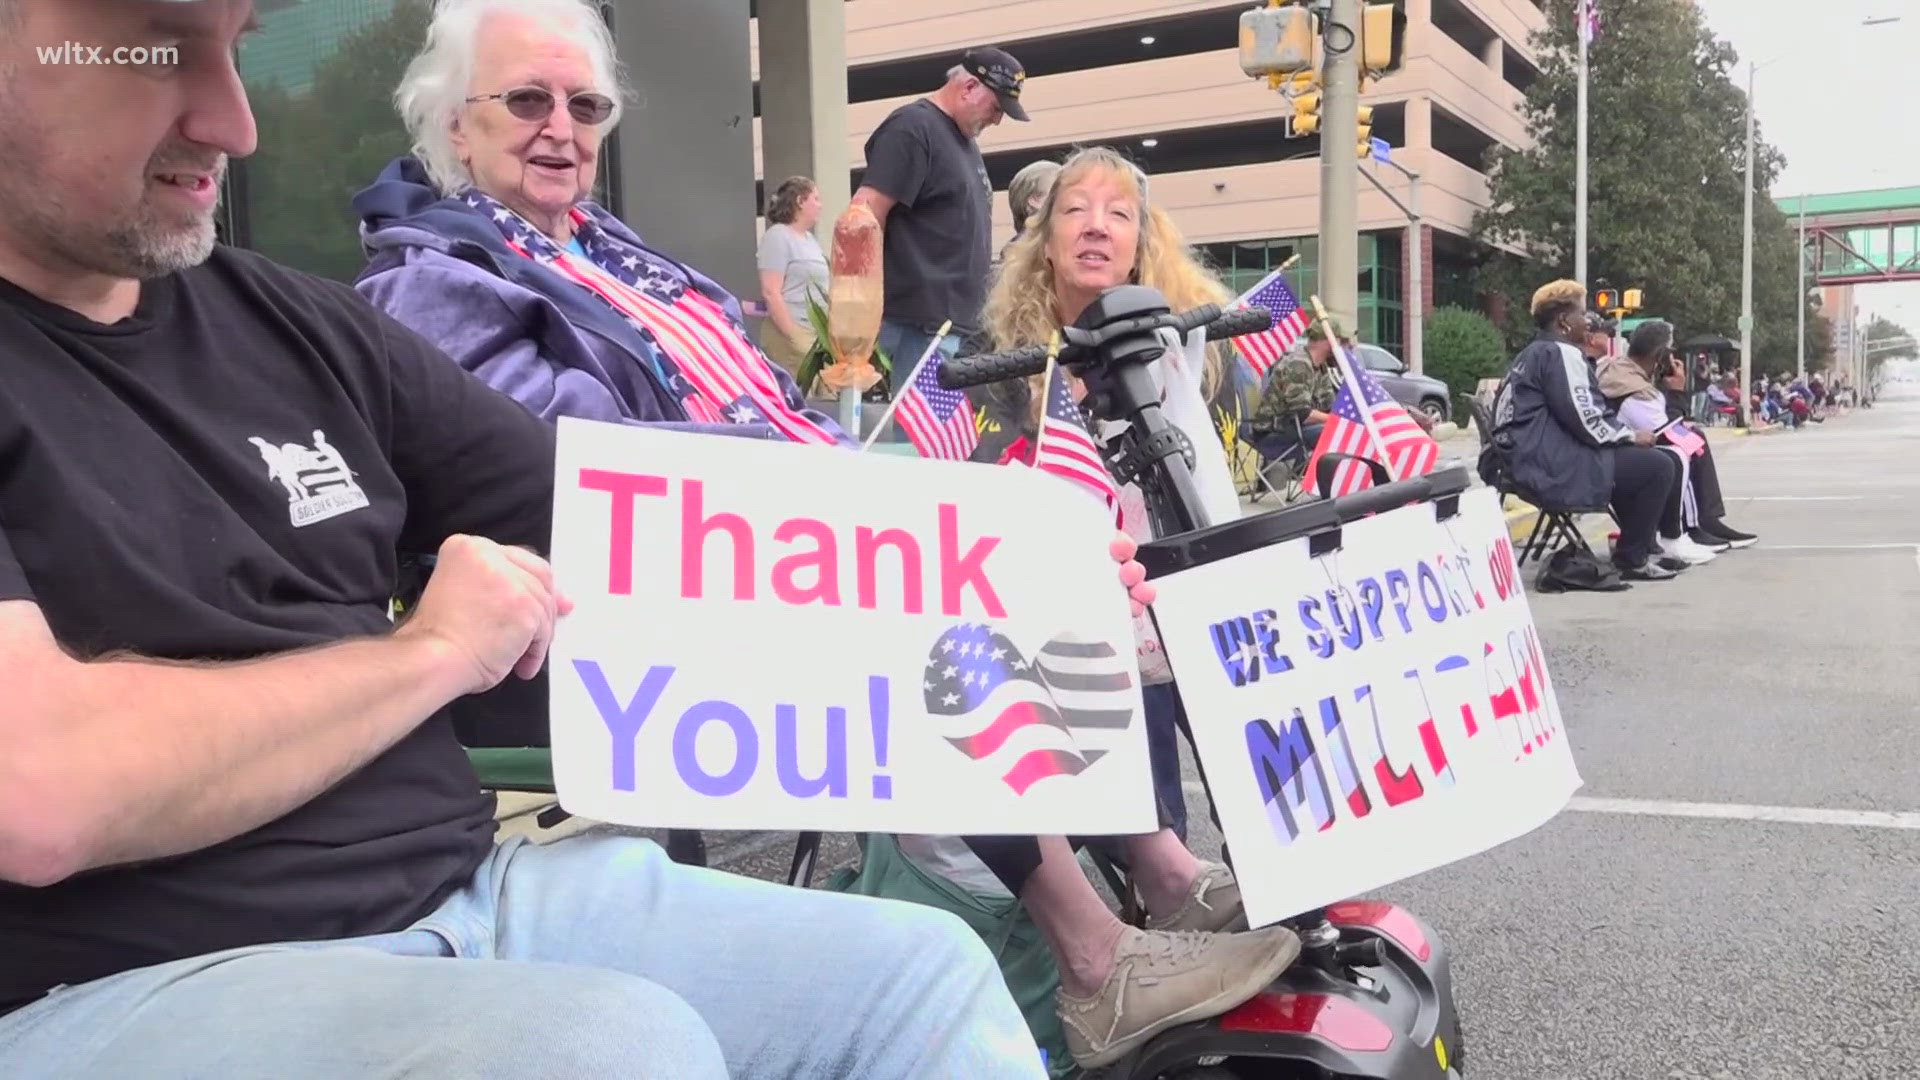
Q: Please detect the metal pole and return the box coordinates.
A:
[1739,62,1757,427]
[1575,5,1589,289]
[1357,159,1423,373]
[1408,175,1424,375]
[1797,196,1807,379]
[1319,0,1361,333]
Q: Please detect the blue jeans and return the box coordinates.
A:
[0,833,1044,1079]
[878,317,963,390]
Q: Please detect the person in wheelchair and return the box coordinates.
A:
[0,1,1080,1076]
[970,146,1303,1069]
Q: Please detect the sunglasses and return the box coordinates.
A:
[466,86,615,126]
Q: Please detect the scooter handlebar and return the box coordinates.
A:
[1204,306,1278,341]
[935,306,1274,389]
[934,342,1057,390]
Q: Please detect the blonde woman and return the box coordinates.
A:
[964,147,1300,1070]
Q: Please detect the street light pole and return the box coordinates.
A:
[1359,157,1424,372]
[1739,60,1757,426]
[1574,4,1589,289]
[1797,195,1807,379]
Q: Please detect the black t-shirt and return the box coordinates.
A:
[861,98,993,334]
[0,247,556,1018]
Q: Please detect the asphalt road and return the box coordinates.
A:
[572,391,1920,1079]
[1288,393,1920,1080]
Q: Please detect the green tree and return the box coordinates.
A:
[1422,306,1508,411]
[1473,0,1811,367]
[1864,316,1916,386]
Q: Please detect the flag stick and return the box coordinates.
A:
[1026,332,1064,466]
[859,319,952,452]
[1308,295,1396,470]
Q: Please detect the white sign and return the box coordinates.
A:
[1149,487,1582,927]
[547,418,1157,835]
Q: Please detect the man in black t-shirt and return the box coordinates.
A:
[0,3,1040,1077]
[843,47,1031,386]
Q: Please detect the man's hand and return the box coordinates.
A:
[1111,533,1156,616]
[396,535,573,695]
[1411,409,1436,434]
[1632,429,1656,447]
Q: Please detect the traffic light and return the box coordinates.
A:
[1593,288,1619,312]
[1623,288,1644,311]
[1240,4,1317,79]
[1355,104,1375,159]
[1291,85,1323,137]
[1359,3,1408,81]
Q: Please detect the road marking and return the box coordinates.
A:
[1566,796,1920,831]
[1760,543,1916,550]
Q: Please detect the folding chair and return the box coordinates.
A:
[1239,415,1313,504]
[1467,399,1602,568]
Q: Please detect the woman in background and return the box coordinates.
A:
[757,176,829,377]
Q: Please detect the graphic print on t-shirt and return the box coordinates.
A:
[246,428,370,527]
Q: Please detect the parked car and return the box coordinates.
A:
[1354,344,1451,425]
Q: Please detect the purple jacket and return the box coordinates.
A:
[351,156,851,446]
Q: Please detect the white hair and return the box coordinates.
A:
[395,0,627,196]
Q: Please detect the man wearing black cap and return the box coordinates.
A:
[841,47,1031,382]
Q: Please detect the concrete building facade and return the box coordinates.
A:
[753,0,1547,359]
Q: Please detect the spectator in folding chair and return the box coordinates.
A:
[1245,325,1339,493]
[1600,321,1757,563]
[1487,281,1681,582]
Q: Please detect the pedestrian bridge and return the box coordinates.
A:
[1780,186,1920,285]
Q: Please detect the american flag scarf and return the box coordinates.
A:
[464,190,840,446]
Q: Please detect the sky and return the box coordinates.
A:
[1691,0,1920,335]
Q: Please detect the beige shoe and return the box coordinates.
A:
[1144,862,1248,934]
[1056,925,1301,1069]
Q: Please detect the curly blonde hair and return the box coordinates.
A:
[980,147,1233,431]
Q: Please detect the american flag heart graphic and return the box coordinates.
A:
[922,623,1137,795]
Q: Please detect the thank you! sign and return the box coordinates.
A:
[547,418,1156,835]
[1149,488,1582,927]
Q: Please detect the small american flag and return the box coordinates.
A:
[1034,362,1121,521]
[1661,421,1705,457]
[1231,269,1313,378]
[1307,349,1442,496]
[896,349,978,460]
[924,623,1135,795]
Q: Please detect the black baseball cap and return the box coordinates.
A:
[961,47,1030,122]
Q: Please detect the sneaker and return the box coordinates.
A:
[1701,520,1759,548]
[1616,558,1678,581]
[1146,863,1248,934]
[1658,534,1718,565]
[1655,555,1692,573]
[1687,529,1733,552]
[1058,926,1301,1069]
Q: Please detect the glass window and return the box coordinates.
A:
[234,0,431,282]
[1358,345,1401,372]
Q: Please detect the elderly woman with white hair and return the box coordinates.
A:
[353,0,848,447]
